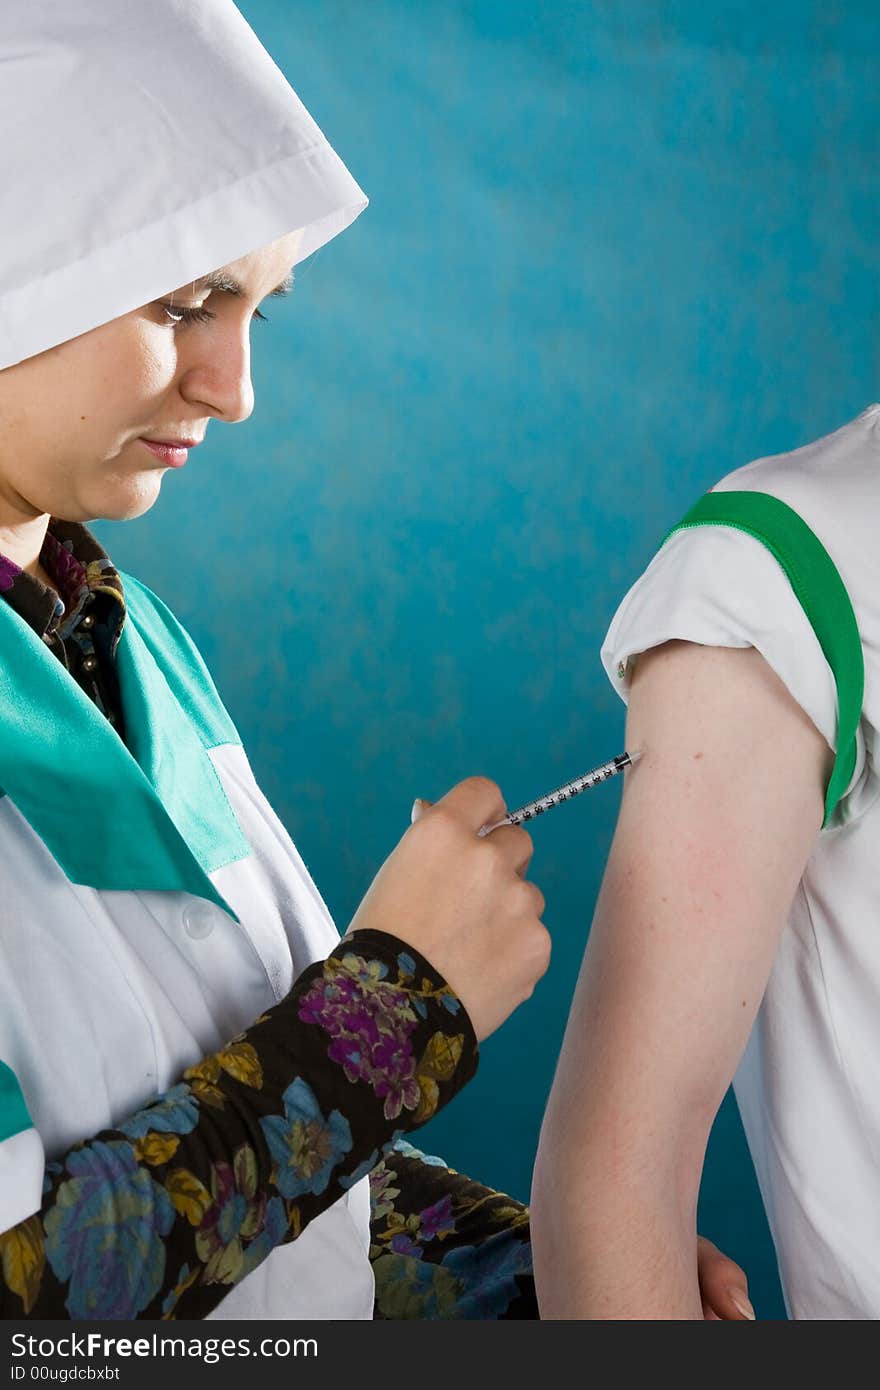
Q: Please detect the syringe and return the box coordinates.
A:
[478,748,644,837]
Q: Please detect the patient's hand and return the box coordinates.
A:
[697,1236,754,1320]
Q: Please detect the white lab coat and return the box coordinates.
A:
[0,568,374,1319]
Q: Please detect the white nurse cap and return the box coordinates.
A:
[0,0,368,370]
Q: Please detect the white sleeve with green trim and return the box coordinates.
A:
[599,523,871,828]
[0,1059,45,1233]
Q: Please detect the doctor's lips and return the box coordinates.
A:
[139,434,203,467]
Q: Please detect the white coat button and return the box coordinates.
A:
[182,902,216,939]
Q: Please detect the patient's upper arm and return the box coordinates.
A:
[562,637,833,1149]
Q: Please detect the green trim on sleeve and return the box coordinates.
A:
[0,1060,32,1145]
[661,490,863,829]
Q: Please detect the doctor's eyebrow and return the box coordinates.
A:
[188,269,295,298]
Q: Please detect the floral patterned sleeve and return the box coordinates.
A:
[0,930,478,1320]
[368,1139,537,1319]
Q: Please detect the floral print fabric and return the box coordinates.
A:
[369,1141,537,1319]
[0,935,478,1319]
[0,518,127,737]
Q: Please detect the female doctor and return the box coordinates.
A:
[0,0,748,1321]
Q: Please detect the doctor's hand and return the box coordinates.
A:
[696,1237,755,1320]
[344,776,549,1043]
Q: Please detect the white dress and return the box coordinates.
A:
[600,403,880,1318]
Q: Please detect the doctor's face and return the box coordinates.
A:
[0,229,303,526]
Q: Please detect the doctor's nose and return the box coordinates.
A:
[181,334,256,426]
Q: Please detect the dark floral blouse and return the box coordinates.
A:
[0,521,536,1321]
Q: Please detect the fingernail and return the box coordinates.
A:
[729,1289,755,1320]
[411,798,424,823]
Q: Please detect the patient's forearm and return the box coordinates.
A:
[530,1118,705,1319]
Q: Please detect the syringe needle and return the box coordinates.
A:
[478,746,642,837]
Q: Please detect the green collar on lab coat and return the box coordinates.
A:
[0,571,248,922]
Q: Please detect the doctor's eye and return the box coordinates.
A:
[160,303,215,327]
[157,302,268,326]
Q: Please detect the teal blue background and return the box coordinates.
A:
[95,1,880,1319]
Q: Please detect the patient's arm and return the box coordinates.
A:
[529,639,833,1319]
